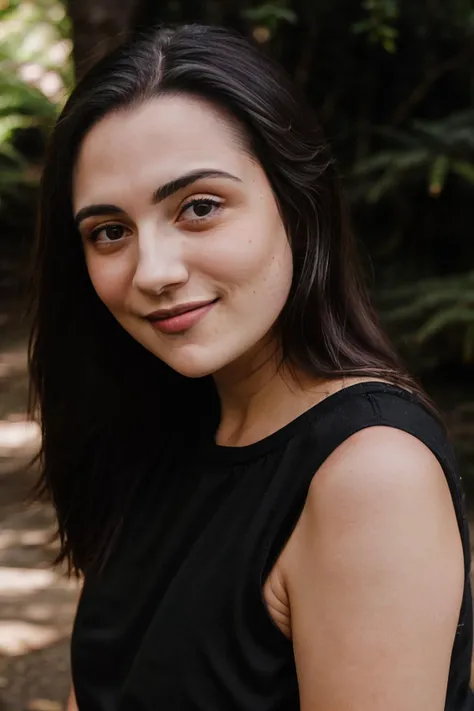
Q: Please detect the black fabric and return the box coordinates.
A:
[71,382,474,710]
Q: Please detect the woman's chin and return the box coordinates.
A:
[160,350,226,380]
[173,364,216,379]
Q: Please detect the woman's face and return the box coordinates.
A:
[73,95,293,378]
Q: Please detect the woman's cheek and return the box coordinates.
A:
[86,253,132,310]
[199,232,278,284]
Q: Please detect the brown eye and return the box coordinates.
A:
[178,198,222,223]
[193,202,213,217]
[90,224,129,243]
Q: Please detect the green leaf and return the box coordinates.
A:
[382,36,397,53]
[452,161,474,185]
[243,4,297,24]
[379,24,398,38]
[416,307,474,343]
[0,114,34,144]
[428,154,450,196]
[353,20,373,34]
[367,169,399,202]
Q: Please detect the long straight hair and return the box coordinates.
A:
[29,24,431,576]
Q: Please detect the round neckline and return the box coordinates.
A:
[201,380,413,467]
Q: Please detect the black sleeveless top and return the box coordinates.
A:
[71,382,474,710]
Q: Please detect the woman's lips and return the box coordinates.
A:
[148,300,217,334]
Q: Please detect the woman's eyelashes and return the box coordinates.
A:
[89,223,131,244]
[176,196,223,224]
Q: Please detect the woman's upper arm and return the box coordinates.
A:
[66,687,78,711]
[67,580,83,711]
[283,426,464,711]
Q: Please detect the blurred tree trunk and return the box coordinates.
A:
[66,0,141,80]
[66,0,250,81]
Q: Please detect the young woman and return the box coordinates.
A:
[29,23,473,711]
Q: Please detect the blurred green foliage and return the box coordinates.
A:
[353,0,400,53]
[0,0,72,212]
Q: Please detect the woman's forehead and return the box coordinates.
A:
[80,95,245,163]
[72,95,252,205]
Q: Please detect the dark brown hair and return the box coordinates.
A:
[29,24,429,576]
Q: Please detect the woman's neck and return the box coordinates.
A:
[212,342,329,447]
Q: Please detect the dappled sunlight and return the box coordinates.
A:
[24,602,63,622]
[0,567,57,596]
[0,342,40,476]
[0,345,28,379]
[0,419,41,455]
[26,699,63,711]
[0,620,62,656]
[0,565,80,658]
[0,0,72,107]
[18,529,51,547]
[0,362,79,703]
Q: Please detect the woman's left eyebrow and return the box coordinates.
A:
[151,169,242,204]
[74,169,241,226]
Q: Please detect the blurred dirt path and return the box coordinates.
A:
[0,332,80,711]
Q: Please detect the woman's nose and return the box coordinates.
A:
[132,235,189,296]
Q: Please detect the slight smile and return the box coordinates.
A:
[146,299,219,335]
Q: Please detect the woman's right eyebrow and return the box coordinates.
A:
[74,204,125,227]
